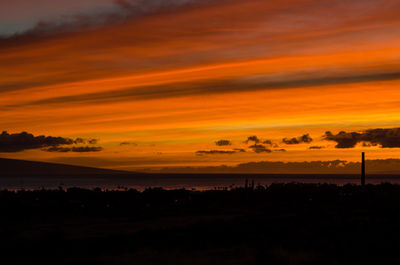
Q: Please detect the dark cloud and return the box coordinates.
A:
[42,147,71,153]
[0,131,73,152]
[309,146,325,149]
[0,131,102,153]
[244,137,280,153]
[233,148,246,153]
[88,139,98,144]
[44,146,103,153]
[120,141,138,146]
[71,146,103,152]
[274,149,286,152]
[262,140,272,145]
[245,135,261,144]
[74,138,85,144]
[196,150,237,155]
[282,134,313,145]
[114,0,198,12]
[0,17,111,48]
[74,138,98,145]
[195,147,247,155]
[0,0,200,47]
[263,139,279,148]
[215,139,232,146]
[249,144,272,153]
[324,128,400,148]
[323,131,359,148]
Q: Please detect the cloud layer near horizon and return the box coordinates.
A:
[156,159,400,174]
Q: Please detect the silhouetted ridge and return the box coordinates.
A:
[0,157,132,177]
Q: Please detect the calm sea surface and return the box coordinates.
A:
[2,174,400,191]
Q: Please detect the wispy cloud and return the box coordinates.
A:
[120,141,138,146]
[0,0,201,41]
[8,72,400,108]
[195,150,237,155]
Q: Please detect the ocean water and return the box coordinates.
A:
[2,174,400,191]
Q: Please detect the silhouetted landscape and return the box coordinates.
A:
[3,0,400,263]
[4,157,400,191]
[2,183,400,264]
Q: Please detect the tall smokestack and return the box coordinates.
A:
[361,152,365,186]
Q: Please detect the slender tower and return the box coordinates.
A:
[361,152,365,186]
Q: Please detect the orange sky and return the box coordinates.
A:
[1,0,400,172]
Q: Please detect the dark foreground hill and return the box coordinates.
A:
[2,183,400,265]
[0,157,130,177]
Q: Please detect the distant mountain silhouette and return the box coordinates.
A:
[0,158,132,177]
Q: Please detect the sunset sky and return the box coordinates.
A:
[1,0,400,172]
